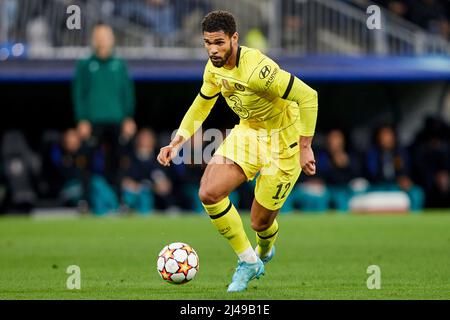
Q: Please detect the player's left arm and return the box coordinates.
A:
[249,58,318,175]
[278,71,318,175]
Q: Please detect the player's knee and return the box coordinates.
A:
[198,187,225,205]
[251,220,271,232]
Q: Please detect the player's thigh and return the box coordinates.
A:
[199,155,247,204]
[214,126,260,181]
[254,154,301,212]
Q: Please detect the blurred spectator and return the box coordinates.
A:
[286,129,366,213]
[118,116,138,192]
[72,23,136,194]
[116,0,211,47]
[411,116,450,207]
[281,0,306,50]
[119,117,138,156]
[374,0,411,19]
[0,131,40,213]
[315,129,366,212]
[26,15,51,51]
[50,128,119,215]
[120,128,174,214]
[365,125,424,211]
[116,0,177,45]
[171,0,211,46]
[50,129,89,210]
[370,0,450,40]
[0,0,18,42]
[409,0,450,39]
[386,0,410,18]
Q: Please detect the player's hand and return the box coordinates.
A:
[157,135,185,167]
[157,144,178,167]
[300,146,316,176]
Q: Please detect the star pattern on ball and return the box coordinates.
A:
[162,248,175,260]
[158,243,199,284]
[182,245,193,254]
[178,260,191,276]
[160,269,171,280]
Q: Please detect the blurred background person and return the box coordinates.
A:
[408,0,450,40]
[365,124,425,212]
[120,128,173,214]
[49,128,119,215]
[411,116,450,208]
[72,23,136,199]
[315,129,366,212]
[0,131,40,213]
[116,0,177,45]
[287,129,365,213]
[50,128,90,211]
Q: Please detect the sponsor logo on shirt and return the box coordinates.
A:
[264,67,278,90]
[259,65,271,79]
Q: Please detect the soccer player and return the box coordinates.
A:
[157,11,318,292]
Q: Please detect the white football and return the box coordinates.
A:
[157,242,199,284]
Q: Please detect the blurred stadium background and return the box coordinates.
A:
[0,0,449,216]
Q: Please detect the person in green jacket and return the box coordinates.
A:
[72,23,136,202]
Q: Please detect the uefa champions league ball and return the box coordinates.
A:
[157,242,199,284]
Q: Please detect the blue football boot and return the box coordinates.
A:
[227,258,265,292]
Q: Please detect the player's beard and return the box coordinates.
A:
[210,43,232,68]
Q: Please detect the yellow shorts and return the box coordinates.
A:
[215,124,302,211]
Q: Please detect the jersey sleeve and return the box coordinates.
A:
[176,65,221,140]
[199,66,221,98]
[248,56,318,137]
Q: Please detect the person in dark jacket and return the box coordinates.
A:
[120,128,173,214]
[315,129,365,212]
[50,128,119,215]
[365,125,424,211]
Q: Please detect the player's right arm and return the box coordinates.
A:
[157,66,221,167]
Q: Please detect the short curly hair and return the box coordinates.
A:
[201,11,237,37]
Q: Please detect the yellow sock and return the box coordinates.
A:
[256,219,279,258]
[203,197,253,256]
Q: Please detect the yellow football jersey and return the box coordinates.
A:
[201,46,300,134]
[176,46,317,142]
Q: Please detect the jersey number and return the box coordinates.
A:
[272,183,291,200]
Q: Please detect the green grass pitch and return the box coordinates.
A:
[0,211,449,299]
